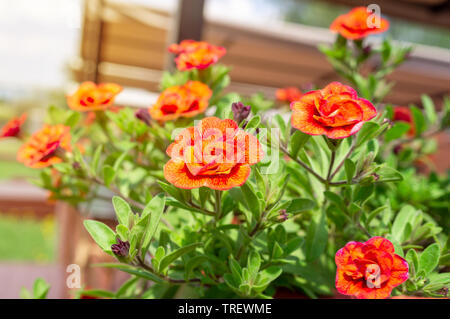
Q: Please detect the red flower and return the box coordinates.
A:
[0,113,27,138]
[67,82,122,112]
[335,237,409,299]
[149,81,212,122]
[164,117,263,190]
[169,40,226,71]
[276,87,302,103]
[291,82,377,139]
[393,106,415,136]
[17,124,71,168]
[330,7,389,40]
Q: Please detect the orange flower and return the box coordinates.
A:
[330,7,389,40]
[276,87,302,103]
[149,81,212,122]
[393,106,415,137]
[17,124,71,168]
[67,82,122,112]
[291,82,377,139]
[0,113,27,138]
[164,117,263,190]
[335,237,409,299]
[169,40,226,71]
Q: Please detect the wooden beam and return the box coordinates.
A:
[166,0,205,69]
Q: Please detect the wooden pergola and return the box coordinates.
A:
[71,0,450,107]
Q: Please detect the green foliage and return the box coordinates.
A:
[16,30,449,300]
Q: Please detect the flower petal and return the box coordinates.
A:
[356,98,377,121]
[204,164,251,191]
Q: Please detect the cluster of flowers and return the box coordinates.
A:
[0,7,412,299]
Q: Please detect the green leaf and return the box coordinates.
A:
[421,95,437,125]
[344,159,356,184]
[116,224,129,241]
[115,277,139,298]
[158,243,202,273]
[248,251,261,281]
[103,165,115,187]
[240,183,261,219]
[304,210,327,261]
[290,131,310,159]
[391,205,417,243]
[418,243,440,276]
[112,196,132,227]
[405,249,419,277]
[91,145,103,174]
[410,105,426,136]
[385,122,410,142]
[84,220,116,254]
[257,266,282,286]
[80,289,115,299]
[185,255,210,281]
[157,181,184,203]
[353,184,374,204]
[356,122,380,146]
[245,115,261,132]
[375,166,403,183]
[198,187,211,207]
[285,198,316,214]
[65,112,81,128]
[229,256,243,283]
[140,194,166,259]
[424,273,450,292]
[33,278,50,299]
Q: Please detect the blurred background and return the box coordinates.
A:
[0,0,449,298]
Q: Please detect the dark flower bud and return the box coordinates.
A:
[277,209,288,222]
[111,238,130,257]
[135,108,152,126]
[72,162,81,170]
[363,45,372,55]
[232,102,251,124]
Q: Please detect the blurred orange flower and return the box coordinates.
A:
[67,82,122,112]
[169,40,226,71]
[330,7,389,40]
[149,81,212,122]
[276,87,302,103]
[164,117,263,190]
[393,106,415,137]
[335,237,409,299]
[0,113,27,138]
[291,82,377,139]
[17,124,72,168]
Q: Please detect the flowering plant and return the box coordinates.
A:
[3,11,449,299]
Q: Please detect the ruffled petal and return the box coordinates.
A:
[356,98,377,121]
[204,164,251,191]
[291,93,328,136]
[325,122,363,139]
[365,236,395,254]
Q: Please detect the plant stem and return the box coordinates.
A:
[88,175,173,229]
[136,257,203,284]
[279,145,348,186]
[327,149,336,182]
[214,190,222,220]
[329,144,356,180]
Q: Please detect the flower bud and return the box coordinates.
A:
[135,108,152,126]
[72,162,81,170]
[277,209,289,222]
[111,238,130,257]
[231,102,251,125]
